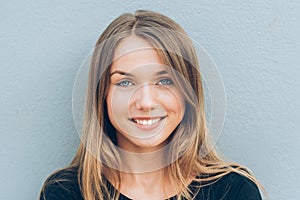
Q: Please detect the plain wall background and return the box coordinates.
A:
[1,0,299,199]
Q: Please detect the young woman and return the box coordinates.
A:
[40,10,264,200]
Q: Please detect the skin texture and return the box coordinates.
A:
[106,35,185,154]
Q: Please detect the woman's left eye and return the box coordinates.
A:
[157,78,174,85]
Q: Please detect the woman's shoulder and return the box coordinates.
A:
[191,171,262,200]
[39,167,83,200]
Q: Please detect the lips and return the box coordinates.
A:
[130,116,166,126]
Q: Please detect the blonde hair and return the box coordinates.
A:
[41,10,265,200]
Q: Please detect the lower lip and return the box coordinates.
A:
[131,118,165,131]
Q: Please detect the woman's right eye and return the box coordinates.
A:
[115,80,134,87]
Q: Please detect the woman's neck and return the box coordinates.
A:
[119,169,178,200]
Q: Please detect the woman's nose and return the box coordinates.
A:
[134,84,156,111]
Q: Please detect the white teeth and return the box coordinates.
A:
[134,118,161,126]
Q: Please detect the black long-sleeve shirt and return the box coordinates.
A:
[40,168,262,200]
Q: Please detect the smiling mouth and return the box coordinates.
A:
[129,116,166,126]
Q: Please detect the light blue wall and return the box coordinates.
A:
[1,1,299,199]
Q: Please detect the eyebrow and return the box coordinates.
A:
[109,70,168,77]
[110,70,133,77]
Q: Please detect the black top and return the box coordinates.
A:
[40,168,262,200]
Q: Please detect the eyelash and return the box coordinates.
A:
[115,78,174,88]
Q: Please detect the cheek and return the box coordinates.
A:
[157,89,185,115]
[107,88,131,118]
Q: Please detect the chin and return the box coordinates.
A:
[122,137,168,153]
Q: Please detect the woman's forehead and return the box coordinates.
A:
[111,36,165,73]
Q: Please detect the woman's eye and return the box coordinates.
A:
[115,80,133,87]
[157,78,173,85]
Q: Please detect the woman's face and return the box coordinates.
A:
[106,35,185,153]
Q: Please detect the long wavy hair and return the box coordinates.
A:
[41,10,264,200]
